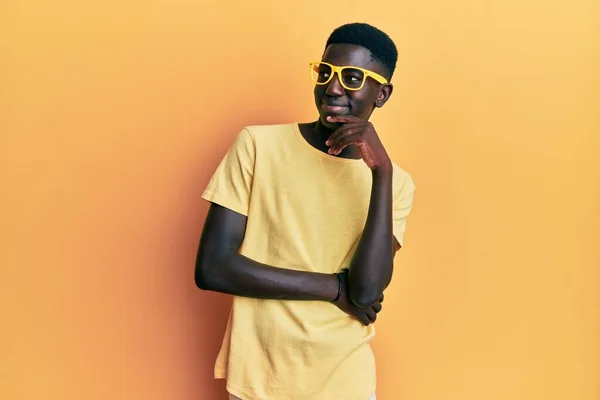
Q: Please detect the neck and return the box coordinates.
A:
[311,120,362,159]
[312,119,333,143]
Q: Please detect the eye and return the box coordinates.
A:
[343,75,362,84]
[341,68,364,86]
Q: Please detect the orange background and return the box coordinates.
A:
[1,1,598,399]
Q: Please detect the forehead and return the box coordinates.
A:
[321,43,376,70]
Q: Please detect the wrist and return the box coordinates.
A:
[372,163,393,180]
[330,273,343,303]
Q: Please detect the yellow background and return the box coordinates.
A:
[1,1,598,399]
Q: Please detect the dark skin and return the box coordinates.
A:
[195,43,397,324]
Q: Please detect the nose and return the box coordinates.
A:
[325,72,345,96]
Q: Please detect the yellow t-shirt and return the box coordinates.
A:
[202,123,415,400]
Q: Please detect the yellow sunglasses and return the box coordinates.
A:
[309,61,388,91]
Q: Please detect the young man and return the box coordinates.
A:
[195,23,415,400]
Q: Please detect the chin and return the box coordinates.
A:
[318,115,337,129]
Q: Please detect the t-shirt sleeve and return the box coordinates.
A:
[392,169,416,248]
[201,127,256,216]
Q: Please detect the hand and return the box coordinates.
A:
[333,271,384,326]
[325,115,392,171]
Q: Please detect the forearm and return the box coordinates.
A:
[348,167,394,307]
[196,250,339,301]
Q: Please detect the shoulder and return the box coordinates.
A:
[242,123,297,143]
[391,162,416,195]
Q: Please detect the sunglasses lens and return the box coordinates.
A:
[310,63,367,90]
[341,68,365,89]
[312,63,332,84]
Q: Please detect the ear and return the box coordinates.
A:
[375,84,393,108]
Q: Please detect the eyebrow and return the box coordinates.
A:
[322,60,373,69]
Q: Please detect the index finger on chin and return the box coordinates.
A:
[326,115,360,124]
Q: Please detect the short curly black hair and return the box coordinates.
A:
[325,22,398,79]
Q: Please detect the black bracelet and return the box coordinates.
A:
[331,273,342,303]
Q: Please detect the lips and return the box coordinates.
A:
[321,103,349,114]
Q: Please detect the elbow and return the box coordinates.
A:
[348,271,391,308]
[194,264,212,290]
[194,250,222,291]
[349,278,384,307]
[194,261,211,290]
[350,290,382,308]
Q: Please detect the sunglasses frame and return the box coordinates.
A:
[309,61,388,91]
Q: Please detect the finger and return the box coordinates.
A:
[327,126,361,153]
[325,121,366,147]
[326,115,363,124]
[366,308,377,323]
[358,314,370,326]
[379,293,384,303]
[325,123,353,147]
[372,302,382,313]
[330,133,362,155]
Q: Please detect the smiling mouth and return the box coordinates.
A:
[322,104,349,114]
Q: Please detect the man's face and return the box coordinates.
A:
[314,43,391,129]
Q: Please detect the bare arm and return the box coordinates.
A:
[196,203,386,325]
[325,115,401,308]
[195,203,340,301]
[347,167,397,307]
